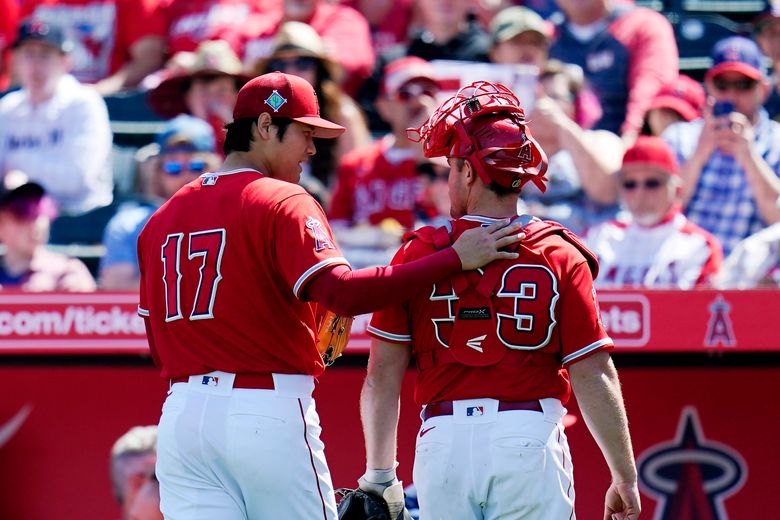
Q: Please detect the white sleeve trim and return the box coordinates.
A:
[367,325,412,343]
[137,306,150,317]
[293,257,350,299]
[562,337,613,365]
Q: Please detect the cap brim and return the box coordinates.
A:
[705,63,762,81]
[293,116,346,139]
[649,96,700,121]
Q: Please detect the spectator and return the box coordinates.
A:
[715,221,780,288]
[328,57,442,263]
[489,5,551,70]
[644,74,706,136]
[99,116,221,290]
[0,0,19,92]
[343,0,415,55]
[252,21,371,188]
[0,20,113,218]
[584,136,722,288]
[0,182,96,291]
[663,36,780,255]
[110,425,158,520]
[19,0,165,94]
[754,4,780,119]
[524,59,622,233]
[147,40,251,153]
[244,0,375,96]
[156,0,276,63]
[550,0,678,141]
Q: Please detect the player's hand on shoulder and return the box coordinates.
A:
[604,480,641,520]
[452,219,525,270]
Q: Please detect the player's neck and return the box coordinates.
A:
[467,194,518,219]
[220,152,267,176]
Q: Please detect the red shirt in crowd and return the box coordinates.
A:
[20,0,165,83]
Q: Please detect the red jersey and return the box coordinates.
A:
[158,0,277,59]
[21,0,165,83]
[137,168,349,379]
[329,138,424,229]
[368,215,612,406]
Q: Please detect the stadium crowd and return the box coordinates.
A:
[1,0,779,293]
[1,0,779,518]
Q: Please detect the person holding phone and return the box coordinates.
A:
[662,36,780,255]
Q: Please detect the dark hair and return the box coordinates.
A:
[222,117,293,155]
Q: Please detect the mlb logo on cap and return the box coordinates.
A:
[233,72,345,139]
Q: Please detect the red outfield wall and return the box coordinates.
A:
[0,290,777,519]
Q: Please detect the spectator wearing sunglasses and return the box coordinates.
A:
[583,136,722,289]
[662,36,780,256]
[99,116,221,290]
[252,21,371,190]
[328,56,444,266]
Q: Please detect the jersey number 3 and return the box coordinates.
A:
[161,229,226,322]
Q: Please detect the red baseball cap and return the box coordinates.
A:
[622,136,679,177]
[382,56,441,96]
[233,72,345,139]
[648,75,705,122]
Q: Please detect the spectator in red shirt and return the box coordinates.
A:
[0,0,19,92]
[343,0,415,55]
[244,0,375,95]
[329,57,444,265]
[20,0,166,94]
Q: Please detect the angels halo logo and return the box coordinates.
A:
[637,407,746,520]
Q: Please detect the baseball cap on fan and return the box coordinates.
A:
[705,36,765,81]
[621,136,680,177]
[381,56,441,96]
[233,72,345,139]
[13,19,73,53]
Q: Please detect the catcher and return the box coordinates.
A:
[359,81,641,519]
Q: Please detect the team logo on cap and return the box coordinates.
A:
[264,90,287,112]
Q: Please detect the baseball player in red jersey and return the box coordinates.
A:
[136,72,524,519]
[359,82,641,520]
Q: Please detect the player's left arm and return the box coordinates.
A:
[569,351,640,520]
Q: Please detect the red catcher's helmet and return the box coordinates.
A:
[407,81,548,192]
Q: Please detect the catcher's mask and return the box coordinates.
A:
[407,80,548,192]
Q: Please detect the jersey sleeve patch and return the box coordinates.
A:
[306,216,335,251]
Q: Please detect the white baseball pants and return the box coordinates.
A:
[156,372,338,520]
[413,397,575,520]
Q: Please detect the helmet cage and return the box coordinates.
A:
[407,81,548,192]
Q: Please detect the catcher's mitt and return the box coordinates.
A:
[336,488,413,520]
[316,310,353,366]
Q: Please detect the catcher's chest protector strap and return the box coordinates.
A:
[522,220,600,278]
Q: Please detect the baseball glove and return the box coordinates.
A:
[316,310,353,366]
[336,488,413,520]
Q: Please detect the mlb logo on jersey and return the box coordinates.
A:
[466,406,484,417]
[202,376,220,386]
[202,175,218,186]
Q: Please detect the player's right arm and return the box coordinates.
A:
[569,351,641,520]
[305,218,524,316]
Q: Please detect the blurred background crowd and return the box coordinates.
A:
[0,0,779,295]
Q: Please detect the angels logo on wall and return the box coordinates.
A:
[637,407,746,520]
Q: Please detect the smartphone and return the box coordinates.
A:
[712,100,735,117]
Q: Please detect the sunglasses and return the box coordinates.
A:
[622,178,665,191]
[712,77,757,92]
[396,83,438,101]
[268,56,318,72]
[163,160,207,176]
